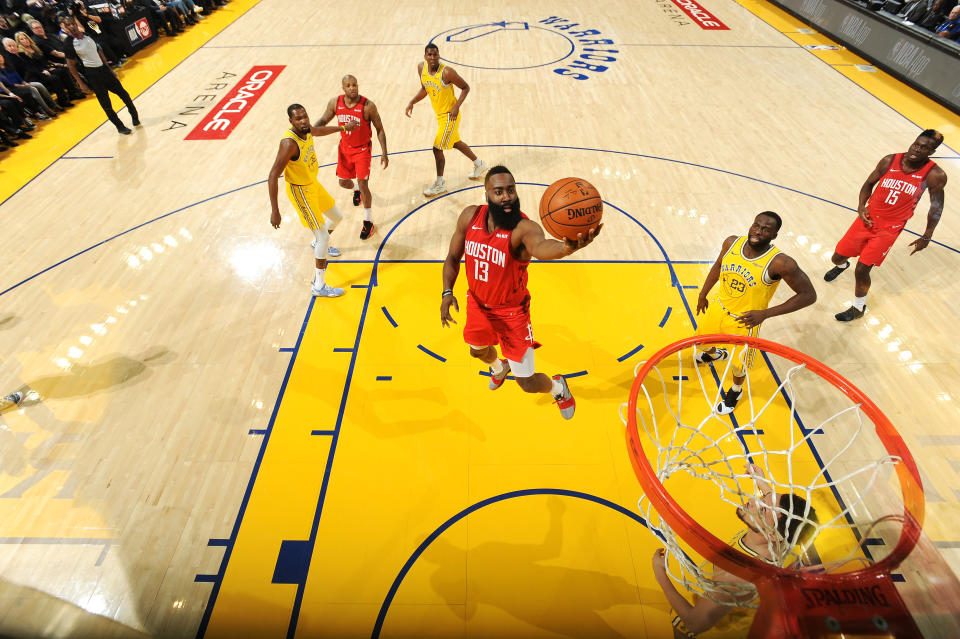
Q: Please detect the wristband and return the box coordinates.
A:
[340,124,346,132]
[442,289,453,298]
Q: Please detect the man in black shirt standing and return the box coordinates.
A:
[60,14,138,134]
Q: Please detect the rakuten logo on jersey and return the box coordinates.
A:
[670,0,729,30]
[186,66,285,140]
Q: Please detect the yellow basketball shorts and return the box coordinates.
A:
[695,300,759,370]
[433,112,462,150]
[285,180,336,230]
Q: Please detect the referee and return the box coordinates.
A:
[60,15,139,135]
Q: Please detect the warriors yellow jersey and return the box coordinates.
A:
[281,129,319,186]
[715,236,781,315]
[421,62,456,115]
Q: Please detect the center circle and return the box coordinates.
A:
[428,22,575,70]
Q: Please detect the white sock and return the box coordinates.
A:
[490,358,504,375]
[436,176,445,185]
[835,261,850,270]
[550,378,564,397]
[853,295,867,311]
[731,382,743,393]
[364,208,373,221]
[314,268,325,287]
[474,158,483,166]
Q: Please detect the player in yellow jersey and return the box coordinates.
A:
[695,212,816,414]
[268,103,358,297]
[652,464,818,637]
[405,43,487,198]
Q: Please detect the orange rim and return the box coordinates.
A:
[625,333,924,585]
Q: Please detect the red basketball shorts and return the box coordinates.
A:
[835,218,903,267]
[463,292,541,363]
[336,143,372,180]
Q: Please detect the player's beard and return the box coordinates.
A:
[488,197,522,231]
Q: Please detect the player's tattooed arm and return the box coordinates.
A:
[910,167,947,254]
[858,154,894,228]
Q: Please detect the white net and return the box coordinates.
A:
[621,339,907,608]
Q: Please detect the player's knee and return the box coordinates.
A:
[854,262,872,277]
[312,227,329,259]
[469,346,492,360]
[338,178,354,189]
[325,205,343,227]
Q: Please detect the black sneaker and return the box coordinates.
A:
[835,306,865,322]
[352,189,361,206]
[824,263,849,282]
[360,220,374,240]
[118,126,133,135]
[716,387,742,415]
[132,117,141,127]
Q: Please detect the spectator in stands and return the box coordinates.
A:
[13,31,74,107]
[917,0,952,28]
[935,4,960,37]
[0,77,38,132]
[0,45,60,118]
[165,0,200,25]
[134,0,184,37]
[0,14,14,40]
[901,0,934,22]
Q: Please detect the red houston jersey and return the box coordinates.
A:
[464,206,530,308]
[867,153,937,229]
[336,95,372,148]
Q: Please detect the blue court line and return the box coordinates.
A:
[659,307,673,327]
[376,376,392,381]
[682,285,699,289]
[617,344,644,362]
[15,142,955,299]
[278,347,294,353]
[194,294,318,639]
[371,488,664,639]
[61,156,114,159]
[311,430,335,436]
[333,347,354,353]
[248,429,267,435]
[195,574,218,583]
[564,370,589,379]
[381,307,398,327]
[351,284,369,289]
[672,375,688,380]
[416,344,446,362]
[208,539,229,546]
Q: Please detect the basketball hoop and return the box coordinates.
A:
[622,334,925,638]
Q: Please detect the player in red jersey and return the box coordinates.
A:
[825,129,947,321]
[316,75,389,240]
[440,166,601,419]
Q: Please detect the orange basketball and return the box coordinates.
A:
[538,177,603,241]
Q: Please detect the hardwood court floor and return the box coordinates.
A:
[1,0,959,637]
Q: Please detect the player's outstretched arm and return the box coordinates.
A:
[737,254,816,327]
[313,97,338,127]
[310,119,358,137]
[697,235,736,315]
[444,66,469,120]
[267,139,298,229]
[652,549,734,634]
[517,220,601,262]
[858,155,894,228]
[441,207,475,327]
[367,100,389,169]
[909,167,947,255]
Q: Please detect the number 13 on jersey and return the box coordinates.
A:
[474,260,489,282]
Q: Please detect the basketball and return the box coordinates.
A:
[538,178,603,241]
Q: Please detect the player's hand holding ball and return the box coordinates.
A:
[539,178,604,251]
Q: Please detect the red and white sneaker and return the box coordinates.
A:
[488,359,510,390]
[551,375,575,419]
